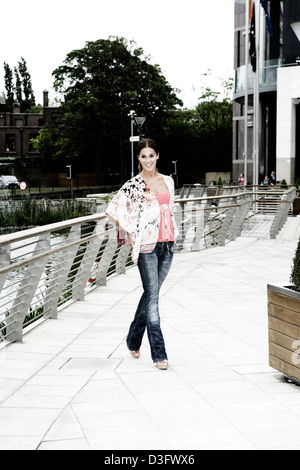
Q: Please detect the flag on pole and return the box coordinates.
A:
[249,3,256,72]
[260,0,273,37]
[249,0,253,21]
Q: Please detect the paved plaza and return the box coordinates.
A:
[0,217,300,450]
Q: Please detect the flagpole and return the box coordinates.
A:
[244,0,250,187]
[253,0,260,187]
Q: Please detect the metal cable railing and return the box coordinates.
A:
[0,188,296,346]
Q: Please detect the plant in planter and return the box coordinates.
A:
[268,237,300,385]
[290,238,300,292]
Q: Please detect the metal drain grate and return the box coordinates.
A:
[60,357,123,371]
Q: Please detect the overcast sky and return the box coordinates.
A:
[0,0,235,108]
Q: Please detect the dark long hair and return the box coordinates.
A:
[137,138,159,173]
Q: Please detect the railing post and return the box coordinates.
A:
[0,243,10,292]
[72,221,107,301]
[270,189,296,239]
[43,225,81,319]
[239,199,252,236]
[115,244,131,275]
[192,202,211,250]
[6,234,51,343]
[228,196,251,241]
[174,202,186,250]
[217,205,236,246]
[95,231,118,286]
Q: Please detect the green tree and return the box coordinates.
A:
[3,58,35,112]
[51,37,182,183]
[195,73,233,175]
[30,129,55,157]
[17,57,35,111]
[14,67,22,105]
[157,74,233,184]
[3,62,14,108]
[196,73,233,134]
[291,237,300,292]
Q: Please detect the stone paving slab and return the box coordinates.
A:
[0,218,300,450]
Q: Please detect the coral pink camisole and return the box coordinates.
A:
[155,192,175,242]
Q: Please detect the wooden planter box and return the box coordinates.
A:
[268,284,300,384]
[293,197,300,216]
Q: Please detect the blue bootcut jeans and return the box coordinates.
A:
[126,241,174,363]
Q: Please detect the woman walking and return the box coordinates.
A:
[106,138,178,370]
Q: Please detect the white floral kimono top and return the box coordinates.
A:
[106,174,178,265]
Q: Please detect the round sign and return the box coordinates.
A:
[20,181,27,191]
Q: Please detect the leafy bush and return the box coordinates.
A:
[290,237,300,292]
[280,179,288,189]
[0,199,91,233]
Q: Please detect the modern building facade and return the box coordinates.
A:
[233,0,300,185]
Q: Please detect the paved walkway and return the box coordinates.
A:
[1,217,300,450]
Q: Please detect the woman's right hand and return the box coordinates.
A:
[128,234,134,247]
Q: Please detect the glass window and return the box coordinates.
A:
[5,134,16,152]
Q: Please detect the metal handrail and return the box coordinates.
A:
[0,228,110,276]
[0,213,104,247]
[0,187,296,347]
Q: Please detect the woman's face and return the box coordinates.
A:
[138,147,159,173]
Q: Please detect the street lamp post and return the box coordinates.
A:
[66,164,73,199]
[129,111,146,178]
[172,160,178,188]
[130,111,135,179]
